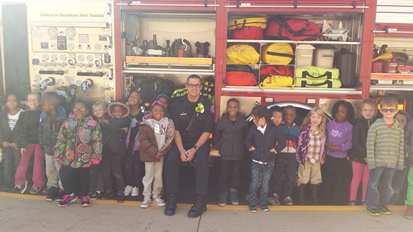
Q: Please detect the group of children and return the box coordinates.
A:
[0,91,412,219]
[0,91,173,209]
[216,97,412,219]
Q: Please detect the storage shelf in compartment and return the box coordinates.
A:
[371,73,413,80]
[227,39,361,45]
[370,85,413,91]
[123,66,215,75]
[222,86,361,95]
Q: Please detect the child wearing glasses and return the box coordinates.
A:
[54,101,102,207]
[14,93,45,194]
[366,97,405,216]
[99,100,131,203]
[138,100,174,208]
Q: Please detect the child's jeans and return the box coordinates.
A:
[366,167,396,209]
[101,145,124,192]
[247,160,274,206]
[271,153,297,199]
[89,164,104,192]
[142,157,164,199]
[45,154,63,190]
[389,168,409,205]
[406,167,413,206]
[15,144,45,188]
[349,161,369,202]
[123,150,144,188]
[218,160,242,193]
[60,165,90,197]
[3,147,21,188]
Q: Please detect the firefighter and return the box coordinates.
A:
[164,75,214,218]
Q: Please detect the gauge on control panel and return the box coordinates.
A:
[77,55,84,62]
[47,27,58,38]
[67,43,75,50]
[67,58,76,66]
[60,54,67,61]
[51,54,58,61]
[94,43,101,50]
[65,27,76,38]
[42,54,49,60]
[34,74,42,81]
[86,55,93,62]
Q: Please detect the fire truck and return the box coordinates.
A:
[0,0,412,121]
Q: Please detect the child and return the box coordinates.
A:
[88,101,107,200]
[296,106,327,205]
[405,112,413,219]
[245,105,286,213]
[100,100,131,203]
[348,99,376,206]
[390,111,410,205]
[324,100,354,205]
[270,105,300,206]
[138,101,175,208]
[271,107,283,127]
[156,94,171,118]
[38,94,66,201]
[14,93,44,194]
[366,97,404,216]
[0,93,23,192]
[124,91,145,198]
[54,101,102,207]
[216,98,248,207]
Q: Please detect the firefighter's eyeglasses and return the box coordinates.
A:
[381,108,397,113]
[187,84,201,88]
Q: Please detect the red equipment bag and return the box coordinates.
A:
[226,71,257,86]
[260,65,293,79]
[265,18,320,41]
[231,26,264,40]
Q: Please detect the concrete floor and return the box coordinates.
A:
[0,193,411,232]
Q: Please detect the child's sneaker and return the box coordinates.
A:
[89,190,102,200]
[283,196,293,206]
[405,205,413,220]
[100,190,114,200]
[131,187,139,197]
[56,190,65,202]
[81,196,90,207]
[229,188,239,205]
[153,197,166,207]
[12,180,28,194]
[249,205,258,213]
[379,205,392,215]
[366,207,381,217]
[29,186,43,195]
[141,198,151,208]
[349,201,356,206]
[218,192,228,207]
[117,192,125,203]
[46,186,59,202]
[58,194,78,207]
[124,185,133,196]
[259,204,269,212]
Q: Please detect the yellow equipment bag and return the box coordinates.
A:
[227,44,260,64]
[261,43,294,65]
[295,66,341,88]
[260,76,293,88]
[228,17,267,30]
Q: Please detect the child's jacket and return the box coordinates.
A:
[296,124,327,165]
[101,101,131,153]
[215,113,248,161]
[138,115,175,162]
[348,117,375,164]
[54,115,102,168]
[0,109,24,146]
[39,113,67,156]
[245,124,286,162]
[18,110,42,147]
[366,118,404,170]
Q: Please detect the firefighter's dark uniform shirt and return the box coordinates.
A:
[171,95,214,144]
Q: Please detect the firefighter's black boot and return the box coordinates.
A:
[311,184,319,205]
[164,194,177,216]
[188,195,207,218]
[299,184,306,205]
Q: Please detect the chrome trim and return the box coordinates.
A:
[227,39,361,45]
[222,87,361,95]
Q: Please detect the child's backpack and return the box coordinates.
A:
[265,18,320,41]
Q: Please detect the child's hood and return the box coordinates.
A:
[142,114,168,127]
[108,100,130,118]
